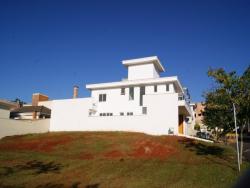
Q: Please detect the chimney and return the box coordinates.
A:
[32,93,49,119]
[73,85,79,98]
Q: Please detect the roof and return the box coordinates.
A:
[0,99,19,110]
[86,76,184,93]
[10,106,51,115]
[122,56,165,72]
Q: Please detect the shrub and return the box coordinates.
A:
[194,123,200,131]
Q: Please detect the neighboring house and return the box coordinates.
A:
[39,56,193,135]
[10,106,51,120]
[0,100,19,119]
[10,94,51,120]
[193,102,207,132]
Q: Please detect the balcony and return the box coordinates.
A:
[178,94,192,116]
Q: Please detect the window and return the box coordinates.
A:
[120,112,124,116]
[121,88,125,95]
[154,85,157,92]
[99,94,106,102]
[140,86,145,106]
[142,107,147,114]
[127,112,133,116]
[129,87,134,100]
[100,113,103,116]
[166,84,169,91]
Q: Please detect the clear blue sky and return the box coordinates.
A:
[0,0,249,103]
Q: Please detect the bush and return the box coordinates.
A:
[194,123,200,131]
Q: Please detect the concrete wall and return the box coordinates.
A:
[128,64,160,80]
[46,93,179,135]
[0,109,10,119]
[90,83,176,117]
[0,119,50,139]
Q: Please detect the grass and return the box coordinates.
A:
[0,131,249,188]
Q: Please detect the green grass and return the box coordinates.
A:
[0,131,248,188]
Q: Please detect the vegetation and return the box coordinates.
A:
[0,132,248,188]
[194,123,200,131]
[203,66,250,164]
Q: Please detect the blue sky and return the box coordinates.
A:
[0,0,249,103]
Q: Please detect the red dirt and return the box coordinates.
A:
[0,136,73,152]
[129,140,177,159]
[79,153,94,160]
[104,150,124,158]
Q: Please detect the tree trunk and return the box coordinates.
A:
[240,124,246,165]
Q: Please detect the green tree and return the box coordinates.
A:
[203,66,250,165]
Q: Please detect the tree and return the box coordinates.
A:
[203,68,238,140]
[12,98,26,107]
[203,66,250,165]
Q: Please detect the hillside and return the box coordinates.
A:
[0,132,248,188]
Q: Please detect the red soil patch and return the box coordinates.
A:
[79,153,94,160]
[129,140,177,159]
[104,150,124,158]
[0,136,73,152]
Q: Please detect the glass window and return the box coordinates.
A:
[99,94,107,102]
[121,88,125,95]
[103,94,106,102]
[120,112,124,116]
[142,107,147,114]
[154,85,157,92]
[166,84,169,91]
[129,87,134,100]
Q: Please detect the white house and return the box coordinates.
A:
[39,56,193,135]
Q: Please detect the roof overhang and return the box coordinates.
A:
[0,99,19,110]
[86,76,184,93]
[122,56,165,72]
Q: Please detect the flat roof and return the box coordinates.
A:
[122,56,165,72]
[0,99,19,110]
[86,76,184,93]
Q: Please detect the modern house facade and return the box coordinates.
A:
[38,56,193,135]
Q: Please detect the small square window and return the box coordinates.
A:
[120,112,124,116]
[166,84,169,91]
[154,85,157,92]
[121,88,125,95]
[99,94,107,102]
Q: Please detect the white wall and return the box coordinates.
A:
[0,109,10,119]
[47,93,179,135]
[128,64,160,80]
[0,119,50,139]
[91,87,142,116]
[90,83,176,117]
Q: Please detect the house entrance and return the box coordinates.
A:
[178,115,184,134]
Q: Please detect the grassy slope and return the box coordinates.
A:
[0,132,248,188]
